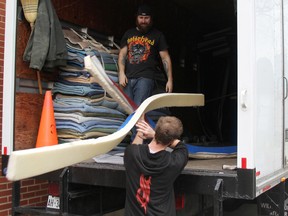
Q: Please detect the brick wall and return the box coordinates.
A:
[0,1,49,215]
[0,1,9,215]
[0,176,12,216]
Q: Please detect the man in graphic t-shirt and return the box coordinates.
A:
[118,4,173,106]
[124,116,188,216]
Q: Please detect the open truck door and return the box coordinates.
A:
[238,0,288,215]
[238,0,287,195]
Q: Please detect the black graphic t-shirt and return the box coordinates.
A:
[124,142,188,216]
[120,28,169,79]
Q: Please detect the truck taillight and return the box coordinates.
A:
[48,182,59,196]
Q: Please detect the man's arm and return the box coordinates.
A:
[118,46,128,87]
[132,132,144,145]
[159,50,173,93]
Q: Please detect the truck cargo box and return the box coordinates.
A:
[2,0,288,215]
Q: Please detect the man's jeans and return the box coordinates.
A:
[124,77,154,106]
[124,77,154,141]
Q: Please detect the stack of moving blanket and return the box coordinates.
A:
[52,28,130,144]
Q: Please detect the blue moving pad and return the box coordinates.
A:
[186,144,237,159]
[117,113,134,131]
[186,144,237,154]
[118,113,156,131]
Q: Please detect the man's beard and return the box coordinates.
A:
[136,21,153,34]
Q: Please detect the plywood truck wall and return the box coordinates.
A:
[14,21,57,151]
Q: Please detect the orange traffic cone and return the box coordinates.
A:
[36,90,58,148]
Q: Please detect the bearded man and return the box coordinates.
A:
[118,4,173,107]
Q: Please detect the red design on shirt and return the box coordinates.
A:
[136,174,151,214]
[128,40,151,64]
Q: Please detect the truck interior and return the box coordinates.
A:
[16,0,237,160]
[12,0,250,215]
[69,0,233,144]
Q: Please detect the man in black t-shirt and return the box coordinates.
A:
[118,4,173,106]
[124,116,188,216]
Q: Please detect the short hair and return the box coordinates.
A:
[154,116,183,145]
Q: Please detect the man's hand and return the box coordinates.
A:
[169,139,180,148]
[136,120,155,139]
[166,79,173,93]
[119,72,128,87]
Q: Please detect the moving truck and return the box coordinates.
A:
[2,0,288,215]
